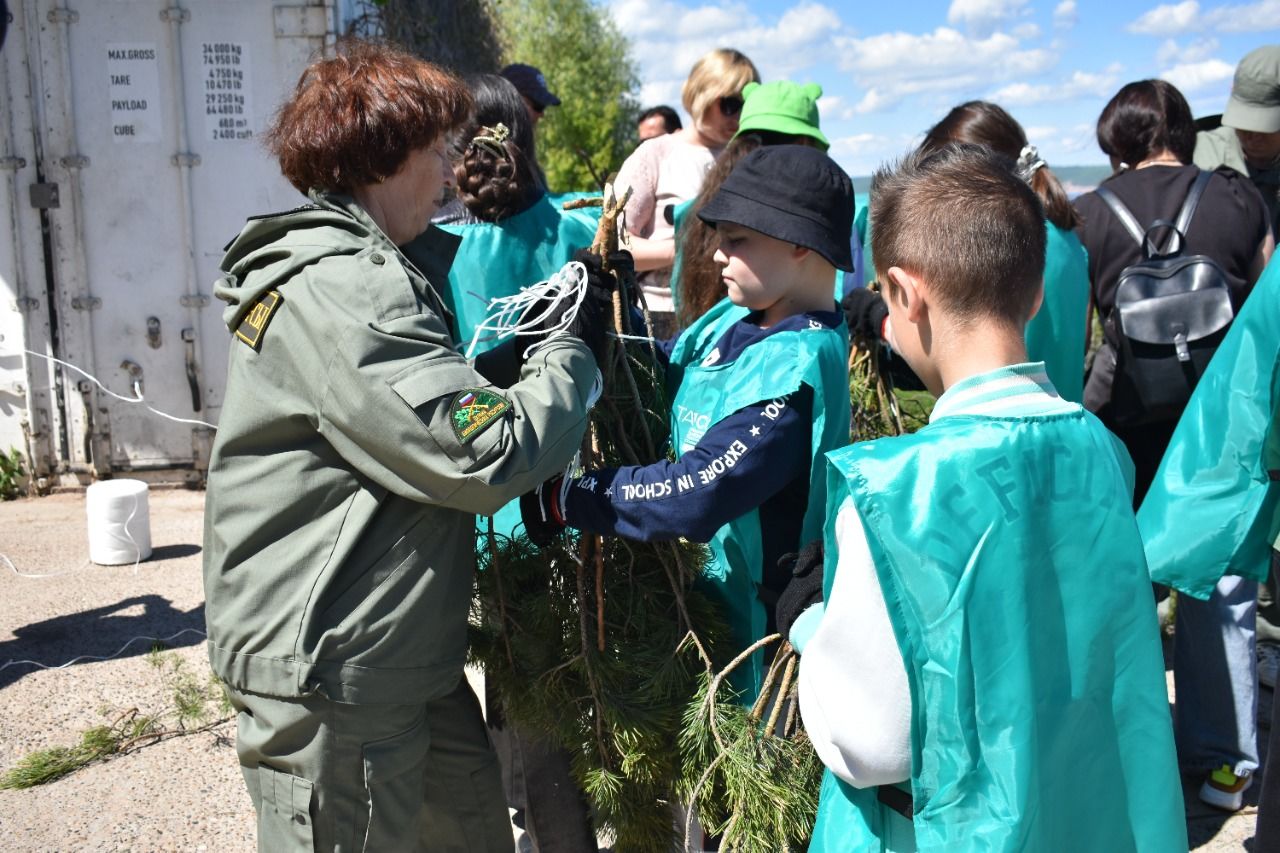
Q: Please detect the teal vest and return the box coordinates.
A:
[438,194,598,538]
[1138,256,1280,598]
[437,194,599,353]
[811,413,1185,853]
[1026,223,1089,404]
[667,297,850,696]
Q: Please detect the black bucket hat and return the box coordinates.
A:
[698,145,854,271]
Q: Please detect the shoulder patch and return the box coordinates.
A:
[234,290,283,350]
[450,388,510,443]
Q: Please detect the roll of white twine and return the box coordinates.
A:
[86,479,152,566]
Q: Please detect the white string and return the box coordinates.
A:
[0,628,208,673]
[3,347,216,429]
[1,552,92,579]
[608,331,657,344]
[121,488,143,573]
[466,261,589,359]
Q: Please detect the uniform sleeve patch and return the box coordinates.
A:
[234,290,283,351]
[450,388,510,443]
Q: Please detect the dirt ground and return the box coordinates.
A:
[0,490,1265,851]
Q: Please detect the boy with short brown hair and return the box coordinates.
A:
[798,144,1186,852]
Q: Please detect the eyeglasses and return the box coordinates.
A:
[718,95,744,118]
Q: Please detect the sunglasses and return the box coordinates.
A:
[718,95,744,118]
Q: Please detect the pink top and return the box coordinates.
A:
[614,133,721,313]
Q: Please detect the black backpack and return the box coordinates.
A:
[1095,170,1235,427]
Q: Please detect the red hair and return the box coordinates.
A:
[267,38,471,193]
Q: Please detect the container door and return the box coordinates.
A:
[0,0,59,486]
[7,0,335,479]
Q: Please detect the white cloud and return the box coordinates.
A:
[1052,0,1077,28]
[987,64,1122,106]
[1127,1,1200,35]
[854,89,895,115]
[1209,0,1280,32]
[947,0,1030,36]
[817,94,856,122]
[610,0,850,86]
[1012,22,1042,40]
[835,27,1055,113]
[1127,0,1280,36]
[1156,36,1220,65]
[1160,58,1235,91]
[829,133,888,156]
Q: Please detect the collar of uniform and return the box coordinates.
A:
[309,190,462,304]
[929,362,1067,422]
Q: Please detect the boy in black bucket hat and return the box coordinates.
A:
[523,145,854,700]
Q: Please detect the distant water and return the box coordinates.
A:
[852,164,1113,199]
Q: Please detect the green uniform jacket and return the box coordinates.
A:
[203,191,597,705]
[1138,256,1280,598]
[812,412,1185,852]
[1195,126,1280,237]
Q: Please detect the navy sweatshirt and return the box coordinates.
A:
[562,309,842,608]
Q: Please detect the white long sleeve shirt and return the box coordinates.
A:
[798,362,1078,789]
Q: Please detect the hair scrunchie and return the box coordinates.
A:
[1016,144,1047,182]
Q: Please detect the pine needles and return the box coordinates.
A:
[0,650,231,790]
[678,637,823,852]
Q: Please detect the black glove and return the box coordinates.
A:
[519,477,565,548]
[774,539,825,641]
[841,287,889,343]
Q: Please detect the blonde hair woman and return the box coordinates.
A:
[614,48,759,336]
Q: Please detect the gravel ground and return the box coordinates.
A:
[0,490,1265,851]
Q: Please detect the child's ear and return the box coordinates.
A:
[886,266,925,323]
[1027,279,1045,322]
[791,244,812,261]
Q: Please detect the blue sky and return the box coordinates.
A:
[607,0,1280,183]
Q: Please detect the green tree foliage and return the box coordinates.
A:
[498,0,642,192]
[351,0,505,74]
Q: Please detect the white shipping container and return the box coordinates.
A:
[0,0,354,489]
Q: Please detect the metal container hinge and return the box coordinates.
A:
[171,152,201,168]
[47,8,79,24]
[180,293,210,308]
[29,183,59,209]
[0,156,26,171]
[273,5,328,38]
[13,297,40,312]
[160,7,191,23]
[71,296,102,311]
[59,154,89,169]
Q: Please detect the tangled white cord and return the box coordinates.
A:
[466,260,590,359]
[0,628,207,673]
[4,347,216,429]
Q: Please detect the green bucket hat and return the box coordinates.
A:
[734,81,829,150]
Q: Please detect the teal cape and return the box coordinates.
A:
[810,412,1185,852]
[667,297,850,698]
[437,193,599,353]
[1137,257,1280,598]
[1027,223,1089,403]
[436,193,599,537]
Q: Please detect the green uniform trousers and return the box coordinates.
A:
[228,678,510,852]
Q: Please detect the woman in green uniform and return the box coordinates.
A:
[203,39,608,852]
